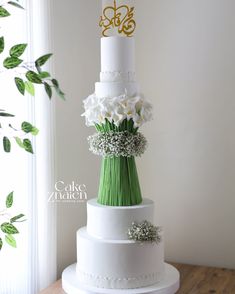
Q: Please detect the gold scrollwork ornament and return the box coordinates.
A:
[99,0,136,37]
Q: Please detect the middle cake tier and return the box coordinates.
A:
[87,198,154,240]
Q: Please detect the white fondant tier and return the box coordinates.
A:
[76,227,165,289]
[87,198,154,240]
[95,81,139,98]
[63,263,180,294]
[101,36,135,75]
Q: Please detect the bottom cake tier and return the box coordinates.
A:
[76,227,165,289]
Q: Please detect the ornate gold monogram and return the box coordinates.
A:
[99,0,136,37]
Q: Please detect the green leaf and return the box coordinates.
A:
[0,7,10,17]
[26,70,42,84]
[3,136,11,152]
[44,82,52,99]
[21,122,38,136]
[23,138,33,154]
[38,71,50,79]
[0,238,2,250]
[3,56,23,69]
[35,53,52,67]
[10,214,25,223]
[5,234,17,248]
[55,87,65,100]
[25,81,35,96]
[10,43,27,58]
[51,78,59,88]
[52,79,65,100]
[1,222,19,234]
[6,191,13,208]
[8,1,24,9]
[0,36,4,54]
[15,137,24,148]
[0,112,14,117]
[15,77,25,95]
[21,121,33,133]
[31,127,39,136]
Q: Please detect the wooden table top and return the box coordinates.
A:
[40,263,235,294]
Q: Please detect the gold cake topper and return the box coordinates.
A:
[99,0,136,37]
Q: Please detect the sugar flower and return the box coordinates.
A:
[82,93,153,128]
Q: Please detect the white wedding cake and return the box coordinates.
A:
[62,2,180,293]
[76,36,164,289]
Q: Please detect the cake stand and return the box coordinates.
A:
[62,263,180,294]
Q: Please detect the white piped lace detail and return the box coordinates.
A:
[76,267,164,289]
[100,71,136,82]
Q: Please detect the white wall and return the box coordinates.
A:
[135,0,235,269]
[51,0,235,276]
[51,0,101,276]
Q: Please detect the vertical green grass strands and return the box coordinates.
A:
[97,156,142,206]
[96,118,143,206]
[95,119,138,134]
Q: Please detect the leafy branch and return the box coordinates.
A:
[0,1,65,153]
[0,191,26,250]
[0,1,65,254]
[0,38,65,100]
[0,117,38,153]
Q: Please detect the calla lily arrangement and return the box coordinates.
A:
[82,92,153,128]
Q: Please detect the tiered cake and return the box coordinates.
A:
[76,35,165,289]
[77,199,164,289]
[62,2,180,293]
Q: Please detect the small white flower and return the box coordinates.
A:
[88,131,147,157]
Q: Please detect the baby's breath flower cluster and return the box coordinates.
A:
[88,131,147,158]
[82,93,153,128]
[127,221,162,243]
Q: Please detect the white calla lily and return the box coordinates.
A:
[82,92,153,128]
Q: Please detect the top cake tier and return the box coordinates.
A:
[100,36,136,82]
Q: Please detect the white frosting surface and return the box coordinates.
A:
[97,37,138,98]
[76,227,164,289]
[101,36,135,73]
[87,198,154,240]
[95,81,139,98]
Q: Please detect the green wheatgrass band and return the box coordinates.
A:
[96,119,143,206]
[98,156,142,206]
